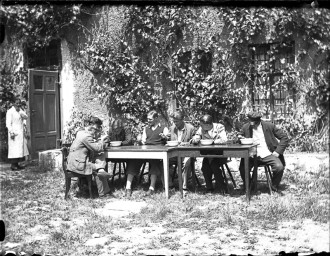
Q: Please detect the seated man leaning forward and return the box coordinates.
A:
[168,111,195,195]
[67,116,111,198]
[191,114,228,194]
[124,110,169,198]
[108,118,133,146]
[238,111,289,191]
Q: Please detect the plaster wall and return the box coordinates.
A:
[60,39,75,136]
[60,41,109,136]
[59,5,128,135]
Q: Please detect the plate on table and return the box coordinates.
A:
[178,142,191,146]
[200,139,214,146]
[110,141,122,147]
[240,138,254,145]
[166,141,179,147]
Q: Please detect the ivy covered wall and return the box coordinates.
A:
[0,4,329,156]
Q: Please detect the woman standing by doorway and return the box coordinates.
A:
[6,98,30,170]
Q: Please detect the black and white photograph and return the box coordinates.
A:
[0,1,329,255]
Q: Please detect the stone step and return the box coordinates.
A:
[38,149,62,171]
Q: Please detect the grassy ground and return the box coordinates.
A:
[0,154,329,255]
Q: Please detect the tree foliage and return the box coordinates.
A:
[1,4,82,48]
[0,4,83,113]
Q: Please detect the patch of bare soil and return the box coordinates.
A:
[1,153,329,255]
[85,199,329,256]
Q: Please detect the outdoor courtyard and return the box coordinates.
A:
[1,153,329,255]
[0,3,329,256]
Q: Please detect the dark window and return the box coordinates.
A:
[249,42,295,121]
[33,75,43,90]
[177,51,192,73]
[197,50,212,77]
[177,50,212,76]
[27,39,61,69]
[174,49,213,110]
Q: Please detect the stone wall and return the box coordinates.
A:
[60,39,76,135]
[60,6,128,135]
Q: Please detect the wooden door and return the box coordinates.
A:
[29,70,60,158]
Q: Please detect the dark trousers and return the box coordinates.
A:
[201,157,228,190]
[125,159,164,177]
[78,172,111,197]
[9,157,24,167]
[239,154,285,188]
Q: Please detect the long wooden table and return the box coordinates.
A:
[174,144,257,201]
[104,145,177,198]
[104,144,257,201]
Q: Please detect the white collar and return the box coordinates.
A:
[149,123,161,129]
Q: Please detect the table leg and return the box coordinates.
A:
[163,154,169,199]
[191,157,196,191]
[177,155,183,199]
[252,154,258,193]
[245,154,250,202]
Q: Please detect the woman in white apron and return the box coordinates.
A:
[6,99,29,170]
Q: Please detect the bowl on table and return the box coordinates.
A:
[109,141,122,147]
[200,139,214,146]
[240,138,254,145]
[166,140,179,147]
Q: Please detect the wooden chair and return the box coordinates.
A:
[108,160,127,184]
[200,159,236,192]
[61,146,93,199]
[171,160,202,187]
[251,163,273,195]
[139,161,150,184]
[219,160,237,189]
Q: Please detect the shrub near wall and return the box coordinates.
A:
[278,115,329,153]
[0,114,8,161]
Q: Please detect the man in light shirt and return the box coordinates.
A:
[168,111,196,195]
[192,114,228,194]
[239,111,289,191]
[124,110,169,197]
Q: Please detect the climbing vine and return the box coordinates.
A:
[1,5,329,152]
[80,6,245,125]
[1,4,82,48]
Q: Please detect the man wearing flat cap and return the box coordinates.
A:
[239,111,289,191]
[67,116,111,197]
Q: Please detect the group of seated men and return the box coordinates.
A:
[66,109,289,198]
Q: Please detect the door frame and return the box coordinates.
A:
[28,69,61,158]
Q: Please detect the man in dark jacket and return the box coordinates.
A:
[67,116,111,197]
[108,119,133,146]
[239,111,289,191]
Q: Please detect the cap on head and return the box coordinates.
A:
[85,116,102,127]
[90,116,103,126]
[171,111,184,120]
[147,110,158,119]
[200,114,213,124]
[247,111,262,121]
